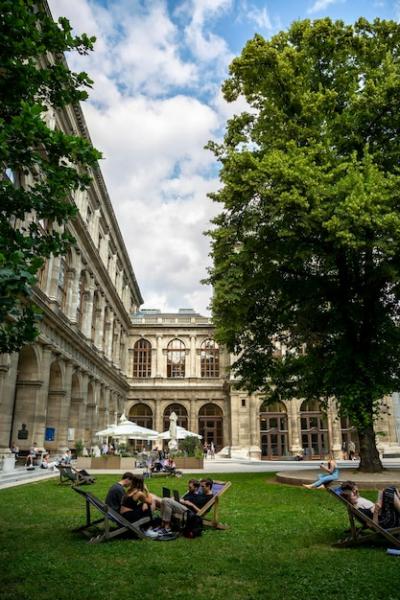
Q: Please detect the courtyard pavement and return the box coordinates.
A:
[1,457,400,490]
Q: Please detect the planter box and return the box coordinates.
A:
[174,457,204,469]
[76,456,137,470]
[75,457,91,470]
[120,457,136,470]
[90,456,122,470]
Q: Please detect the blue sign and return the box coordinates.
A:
[45,427,55,442]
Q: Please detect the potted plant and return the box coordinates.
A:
[174,436,204,469]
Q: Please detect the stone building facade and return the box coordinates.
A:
[126,310,400,460]
[127,309,230,451]
[1,1,400,463]
[0,90,142,457]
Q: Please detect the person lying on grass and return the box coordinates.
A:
[340,481,400,528]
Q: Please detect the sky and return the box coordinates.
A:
[48,0,399,315]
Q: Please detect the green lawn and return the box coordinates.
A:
[0,473,398,600]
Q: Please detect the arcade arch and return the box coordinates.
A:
[259,400,288,459]
[163,403,188,431]
[300,399,329,458]
[198,403,223,450]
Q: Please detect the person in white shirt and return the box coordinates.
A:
[340,481,400,527]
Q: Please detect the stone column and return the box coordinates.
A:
[91,208,101,246]
[190,397,197,433]
[108,253,117,283]
[230,392,241,448]
[287,399,302,456]
[249,396,261,459]
[0,353,18,456]
[66,254,82,324]
[94,293,105,351]
[112,321,121,368]
[156,336,163,377]
[328,400,342,459]
[47,255,62,302]
[81,279,96,339]
[28,345,53,450]
[189,336,196,377]
[154,399,163,434]
[105,311,114,360]
[51,360,72,452]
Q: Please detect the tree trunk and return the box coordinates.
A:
[357,422,383,472]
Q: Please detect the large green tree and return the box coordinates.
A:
[207,18,400,472]
[0,0,101,352]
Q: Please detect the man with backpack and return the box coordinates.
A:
[154,478,214,538]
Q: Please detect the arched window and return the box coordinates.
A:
[163,403,188,431]
[167,339,185,378]
[300,399,328,458]
[201,339,219,378]
[259,400,288,458]
[198,403,223,450]
[129,403,153,429]
[133,339,152,378]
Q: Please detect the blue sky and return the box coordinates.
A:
[49,0,398,315]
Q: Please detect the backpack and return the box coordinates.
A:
[181,511,203,538]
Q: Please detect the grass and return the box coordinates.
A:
[0,473,398,600]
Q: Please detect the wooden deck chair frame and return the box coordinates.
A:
[72,487,151,543]
[56,464,95,486]
[327,487,400,549]
[197,480,231,530]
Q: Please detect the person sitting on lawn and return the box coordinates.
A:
[302,454,339,489]
[105,472,135,512]
[156,478,213,536]
[164,457,177,475]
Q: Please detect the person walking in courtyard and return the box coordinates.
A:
[303,454,339,489]
[210,441,215,459]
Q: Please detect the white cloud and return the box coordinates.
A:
[307,0,345,14]
[240,1,273,30]
[48,0,242,315]
[181,0,233,67]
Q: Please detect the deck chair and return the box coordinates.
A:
[72,486,151,543]
[197,480,231,530]
[327,486,400,549]
[56,464,95,486]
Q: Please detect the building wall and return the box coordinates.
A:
[0,78,141,456]
[127,310,400,460]
[127,310,230,451]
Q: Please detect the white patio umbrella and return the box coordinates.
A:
[95,413,159,440]
[156,426,202,441]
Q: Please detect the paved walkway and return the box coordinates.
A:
[1,458,400,490]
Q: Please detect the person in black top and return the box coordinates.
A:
[156,478,214,536]
[105,472,135,512]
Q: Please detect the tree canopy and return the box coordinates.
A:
[0,0,101,352]
[206,18,400,471]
